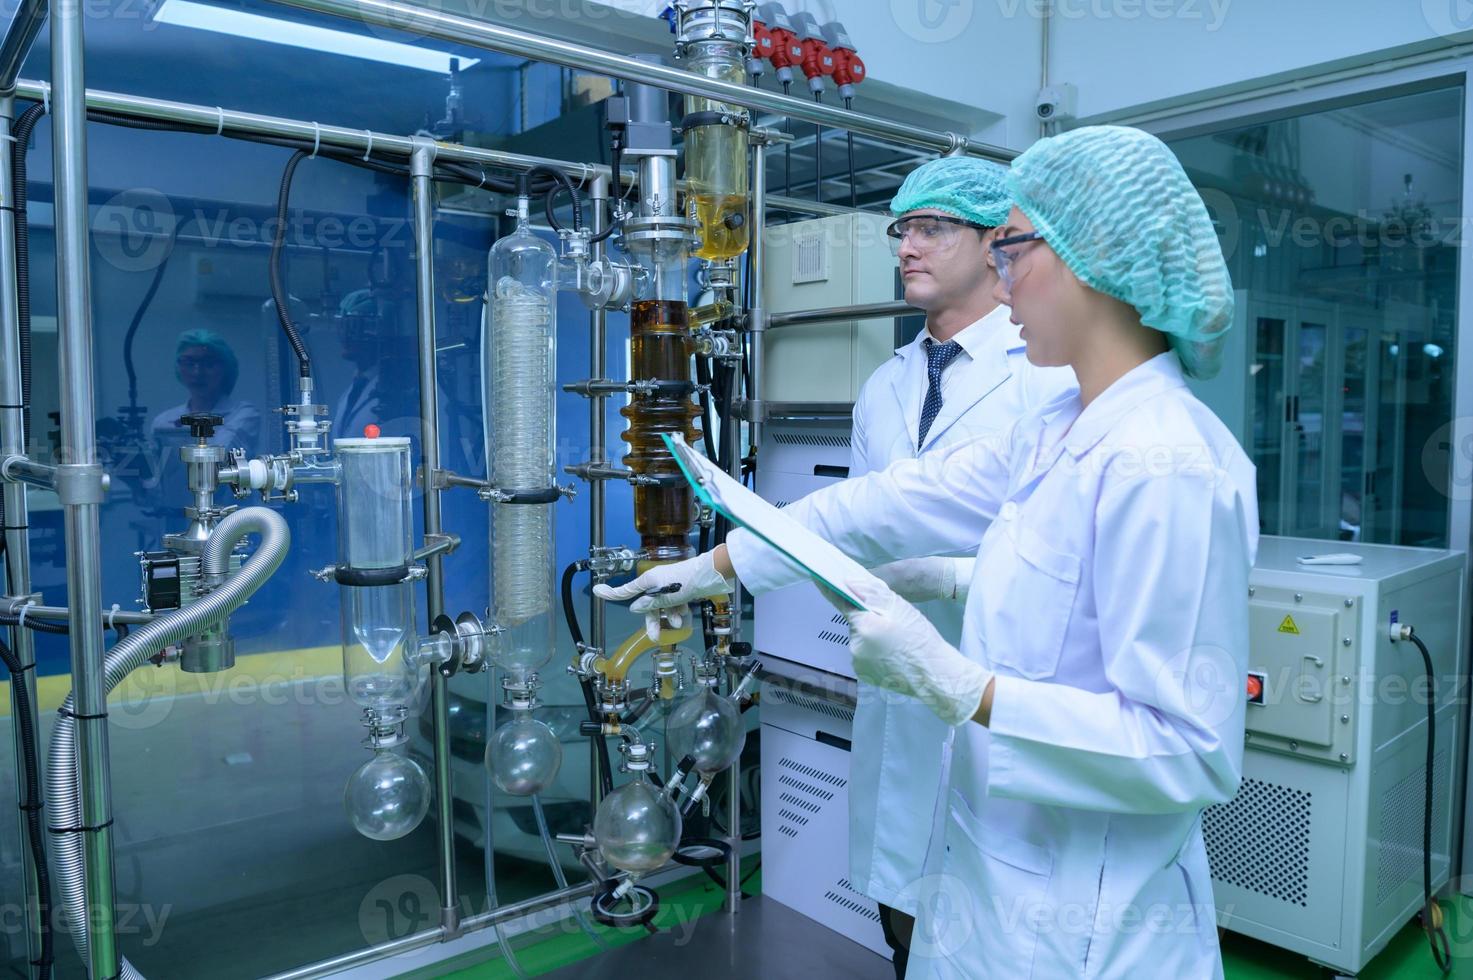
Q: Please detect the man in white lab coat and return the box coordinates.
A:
[852,158,1075,976]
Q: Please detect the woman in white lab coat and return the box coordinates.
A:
[598,125,1257,978]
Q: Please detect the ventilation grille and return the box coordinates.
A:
[774,500,790,508]
[824,878,882,922]
[778,772,836,803]
[770,432,851,448]
[1376,750,1449,906]
[780,790,823,814]
[817,630,850,647]
[792,234,829,284]
[766,686,856,723]
[831,613,847,625]
[779,755,846,789]
[1204,778,1312,907]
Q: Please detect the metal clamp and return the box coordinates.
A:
[53,463,108,505]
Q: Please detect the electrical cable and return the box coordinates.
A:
[813,92,824,205]
[843,96,857,209]
[1407,630,1453,973]
[0,633,53,980]
[781,80,792,199]
[121,222,178,418]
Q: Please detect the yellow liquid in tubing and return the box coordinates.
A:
[692,192,750,261]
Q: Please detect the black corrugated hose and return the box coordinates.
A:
[0,633,52,979]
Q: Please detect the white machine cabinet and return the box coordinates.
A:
[1208,537,1466,976]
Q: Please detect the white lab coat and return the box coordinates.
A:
[730,353,1258,979]
[847,304,1076,915]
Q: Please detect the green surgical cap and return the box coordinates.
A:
[176,328,240,394]
[890,156,1011,228]
[1005,125,1235,379]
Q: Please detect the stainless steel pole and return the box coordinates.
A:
[0,92,41,980]
[410,141,460,937]
[0,0,45,94]
[50,1,119,975]
[747,144,768,449]
[265,0,1013,162]
[588,174,609,813]
[12,79,863,220]
[768,299,916,329]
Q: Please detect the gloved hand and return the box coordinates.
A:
[593,551,735,641]
[824,578,991,726]
[870,557,974,604]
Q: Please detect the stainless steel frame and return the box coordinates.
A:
[49,4,120,979]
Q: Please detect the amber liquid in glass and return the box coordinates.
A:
[622,300,702,558]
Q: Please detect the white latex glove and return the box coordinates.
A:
[593,552,734,641]
[870,557,974,604]
[824,578,991,727]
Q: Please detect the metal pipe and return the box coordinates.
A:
[0,0,45,95]
[747,144,768,446]
[266,0,1011,162]
[258,879,602,980]
[2,455,55,490]
[588,174,609,812]
[10,79,862,219]
[0,92,41,980]
[1,602,154,626]
[50,5,120,976]
[410,141,460,938]
[768,299,917,330]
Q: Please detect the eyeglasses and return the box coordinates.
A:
[990,231,1043,290]
[886,214,987,256]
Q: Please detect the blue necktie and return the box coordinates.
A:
[917,339,964,449]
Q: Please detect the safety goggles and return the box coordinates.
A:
[886,214,987,256]
[990,231,1043,290]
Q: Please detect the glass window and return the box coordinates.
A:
[1170,84,1462,547]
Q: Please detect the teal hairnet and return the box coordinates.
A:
[1005,126,1235,379]
[175,328,239,394]
[890,156,1011,228]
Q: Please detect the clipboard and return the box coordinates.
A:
[661,432,874,610]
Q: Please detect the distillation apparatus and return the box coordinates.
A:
[0,0,961,971]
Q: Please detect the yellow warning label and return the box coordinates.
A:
[1277,615,1300,635]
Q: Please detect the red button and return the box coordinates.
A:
[364,424,381,438]
[1246,675,1263,701]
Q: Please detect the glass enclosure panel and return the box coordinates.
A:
[1170,84,1462,546]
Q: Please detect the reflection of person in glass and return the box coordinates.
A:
[147,329,260,507]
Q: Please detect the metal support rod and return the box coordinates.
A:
[0,93,41,980]
[259,879,602,980]
[267,0,1009,161]
[748,145,768,448]
[1,601,154,625]
[0,0,45,94]
[2,455,57,490]
[51,4,120,976]
[11,79,861,220]
[588,174,609,812]
[410,141,460,938]
[767,299,917,330]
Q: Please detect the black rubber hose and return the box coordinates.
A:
[527,164,581,235]
[1408,631,1453,973]
[270,151,314,380]
[0,634,53,979]
[122,226,176,415]
[0,615,67,635]
[12,101,45,445]
[781,80,792,199]
[563,560,614,797]
[813,92,824,206]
